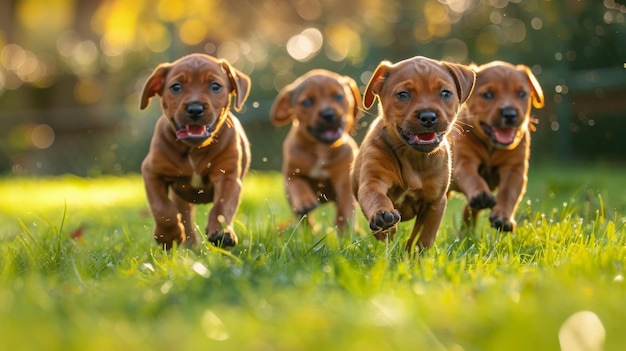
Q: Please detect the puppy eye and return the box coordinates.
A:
[482,91,494,99]
[334,94,344,102]
[518,91,528,98]
[396,91,410,101]
[301,98,313,107]
[210,82,222,93]
[441,90,453,100]
[170,83,183,94]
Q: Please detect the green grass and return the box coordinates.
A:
[0,164,624,350]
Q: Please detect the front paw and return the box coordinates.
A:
[469,191,496,209]
[207,229,238,248]
[154,215,186,249]
[488,214,515,232]
[369,210,401,231]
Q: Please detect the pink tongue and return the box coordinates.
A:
[408,132,436,144]
[322,127,341,140]
[176,125,207,139]
[417,132,436,142]
[493,127,516,144]
[188,125,206,135]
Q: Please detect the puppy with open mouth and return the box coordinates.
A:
[449,61,544,232]
[140,53,251,249]
[352,56,475,251]
[271,69,362,231]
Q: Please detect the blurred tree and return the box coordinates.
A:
[0,0,624,175]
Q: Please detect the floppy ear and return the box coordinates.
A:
[220,60,251,112]
[443,62,476,105]
[340,75,363,120]
[269,84,294,126]
[520,65,545,109]
[140,64,171,110]
[364,61,392,110]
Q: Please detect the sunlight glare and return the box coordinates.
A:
[286,28,323,62]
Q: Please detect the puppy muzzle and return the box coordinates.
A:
[480,106,523,148]
[173,119,217,141]
[396,110,447,153]
[171,103,226,146]
[306,109,346,144]
[397,126,444,152]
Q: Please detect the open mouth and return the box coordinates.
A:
[480,123,517,146]
[308,124,345,144]
[174,120,217,141]
[397,126,442,148]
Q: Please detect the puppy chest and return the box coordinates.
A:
[306,159,331,179]
[388,176,446,206]
[390,187,422,207]
[171,180,214,204]
[478,164,500,189]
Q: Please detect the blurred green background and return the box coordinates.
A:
[0,0,625,176]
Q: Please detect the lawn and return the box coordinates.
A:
[0,163,624,351]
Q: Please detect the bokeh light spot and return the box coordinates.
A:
[31,124,55,149]
[217,41,241,66]
[142,22,171,53]
[325,25,361,62]
[287,28,323,62]
[17,0,72,33]
[1,44,26,71]
[504,19,526,43]
[294,0,322,21]
[179,18,207,45]
[157,0,185,22]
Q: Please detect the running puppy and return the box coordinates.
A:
[450,61,544,232]
[352,56,475,250]
[270,69,362,230]
[140,53,251,249]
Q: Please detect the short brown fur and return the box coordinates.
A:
[271,69,362,230]
[140,53,251,249]
[352,56,475,251]
[449,61,544,232]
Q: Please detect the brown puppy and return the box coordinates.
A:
[450,61,544,232]
[352,56,475,251]
[140,54,251,249]
[270,69,362,230]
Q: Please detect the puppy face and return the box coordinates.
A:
[140,54,250,147]
[271,69,362,145]
[466,61,544,149]
[364,56,475,154]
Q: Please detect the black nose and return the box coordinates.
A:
[418,111,438,127]
[186,103,205,120]
[500,107,517,124]
[319,108,337,122]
